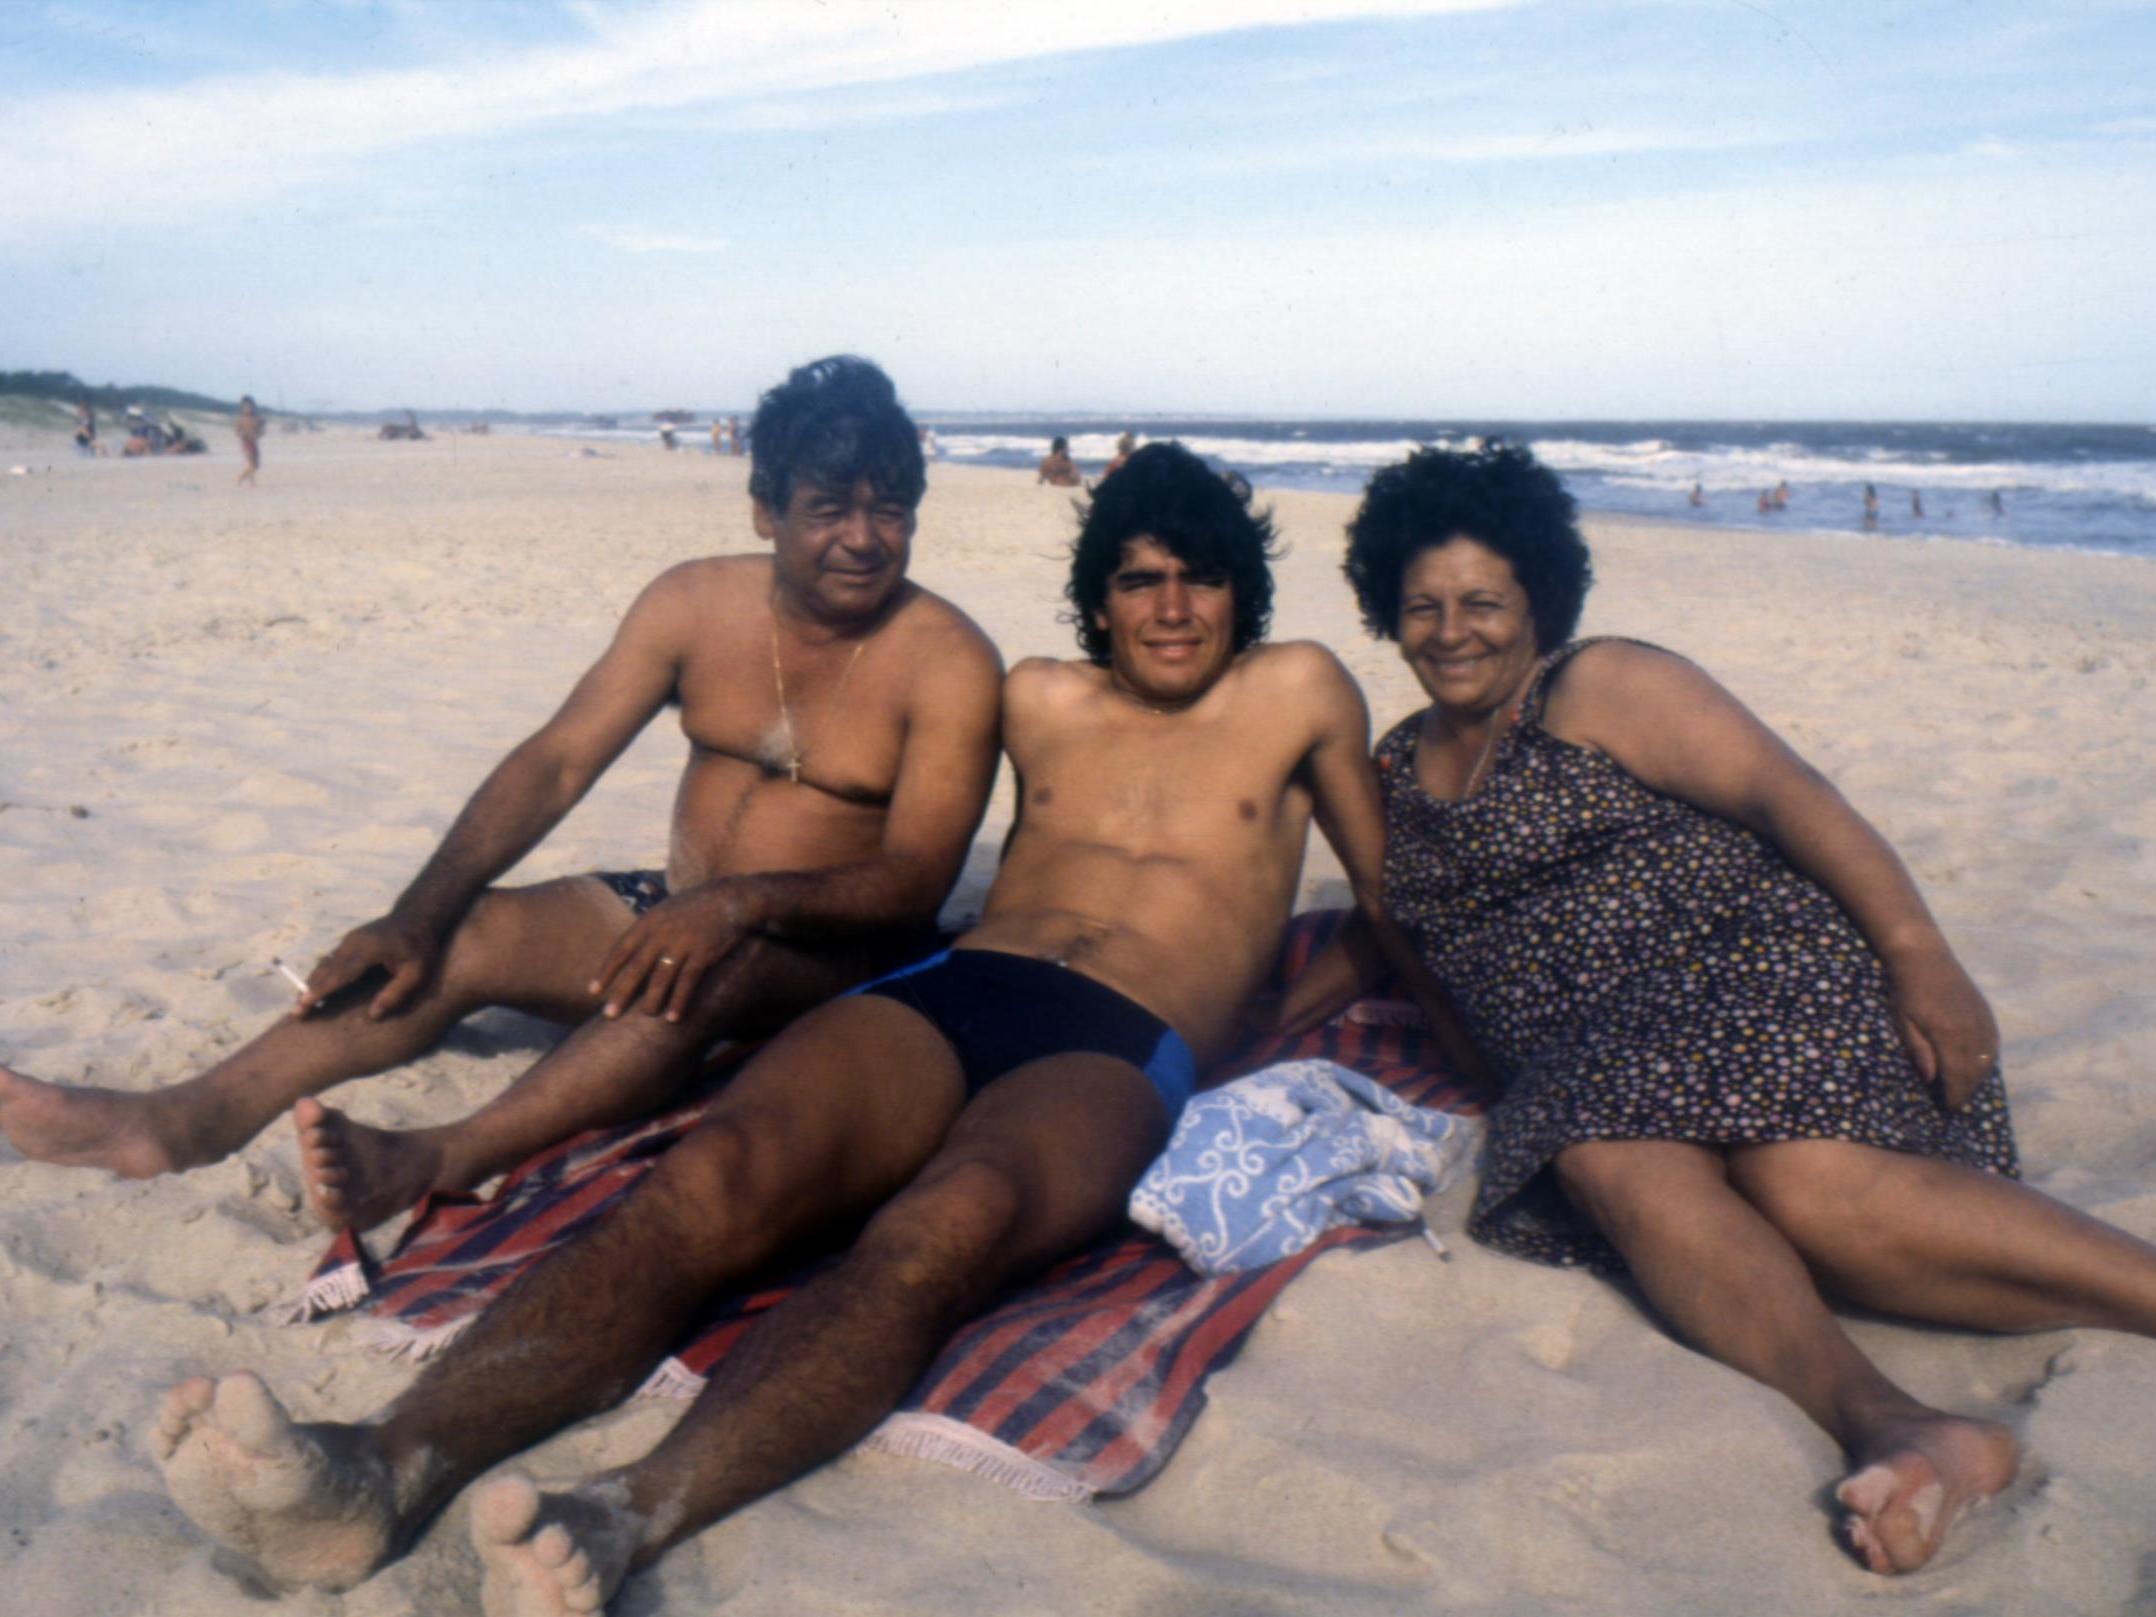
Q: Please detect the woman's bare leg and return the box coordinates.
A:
[1553,1139,2019,1574]
[1728,1137,2156,1335]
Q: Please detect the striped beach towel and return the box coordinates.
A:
[291,911,1490,1500]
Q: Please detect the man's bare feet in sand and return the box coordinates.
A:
[1836,1413,2021,1574]
[294,1096,448,1233]
[471,1471,645,1617]
[152,1372,403,1591]
[0,1062,187,1177]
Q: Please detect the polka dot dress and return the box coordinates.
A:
[1377,638,2018,1273]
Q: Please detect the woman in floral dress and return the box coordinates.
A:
[1302,441,2156,1577]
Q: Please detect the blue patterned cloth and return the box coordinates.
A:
[1129,1058,1480,1276]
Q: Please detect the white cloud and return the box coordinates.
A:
[0,0,1522,238]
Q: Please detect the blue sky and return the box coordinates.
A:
[3,0,2152,419]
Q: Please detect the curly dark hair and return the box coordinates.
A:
[1064,442,1279,665]
[747,355,924,516]
[1343,442,1593,648]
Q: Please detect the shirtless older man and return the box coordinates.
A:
[149,442,1429,1611]
[0,356,1002,1233]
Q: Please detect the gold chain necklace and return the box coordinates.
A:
[771,621,867,785]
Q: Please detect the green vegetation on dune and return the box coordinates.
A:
[0,368,238,415]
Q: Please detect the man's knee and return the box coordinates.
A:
[634,1112,773,1243]
[850,1156,1030,1313]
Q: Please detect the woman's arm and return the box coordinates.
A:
[1544,642,1999,1109]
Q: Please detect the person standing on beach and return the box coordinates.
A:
[234,396,264,486]
[1038,434,1081,487]
[0,355,1004,1237]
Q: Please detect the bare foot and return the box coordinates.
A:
[153,1372,401,1591]
[0,1062,185,1176]
[471,1471,644,1616]
[1836,1414,2020,1574]
[294,1096,447,1233]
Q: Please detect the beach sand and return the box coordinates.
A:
[2,426,2152,1614]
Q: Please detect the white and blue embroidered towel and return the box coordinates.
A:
[1129,1058,1480,1276]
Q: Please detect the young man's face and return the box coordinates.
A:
[755,477,915,622]
[1093,536,1239,707]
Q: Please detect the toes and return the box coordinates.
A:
[471,1473,543,1548]
[1834,1462,1895,1516]
[532,1522,574,1569]
[153,1377,216,1460]
[211,1373,288,1453]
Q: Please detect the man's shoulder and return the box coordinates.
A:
[888,586,1004,683]
[1234,638,1352,689]
[1003,656,1102,712]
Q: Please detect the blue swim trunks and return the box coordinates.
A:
[594,869,668,917]
[853,948,1198,1111]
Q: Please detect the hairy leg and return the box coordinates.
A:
[473,1054,1170,1612]
[1554,1139,2018,1575]
[155,995,966,1592]
[1728,1137,2156,1335]
[1,877,627,1178]
[298,931,910,1233]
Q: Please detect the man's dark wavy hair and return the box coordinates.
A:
[1343,441,1593,648]
[748,355,924,515]
[1064,441,1279,665]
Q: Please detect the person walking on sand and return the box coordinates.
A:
[144,441,1436,1613]
[0,356,1004,1238]
[234,396,264,486]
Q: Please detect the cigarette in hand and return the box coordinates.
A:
[274,959,310,995]
[1421,1221,1451,1261]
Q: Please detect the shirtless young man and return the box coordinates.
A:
[148,441,1428,1612]
[0,356,1003,1234]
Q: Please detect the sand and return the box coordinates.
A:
[2,425,2152,1614]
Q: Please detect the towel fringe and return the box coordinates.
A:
[276,1258,370,1325]
[860,1412,1093,1502]
[633,1356,708,1402]
[355,1313,477,1362]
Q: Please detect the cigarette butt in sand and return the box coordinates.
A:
[1421,1222,1451,1261]
[274,959,310,995]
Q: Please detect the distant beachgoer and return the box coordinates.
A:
[1773,480,1791,510]
[710,421,724,455]
[729,415,745,456]
[659,424,678,451]
[919,425,940,460]
[1688,482,1705,509]
[1910,490,1924,519]
[1037,435,1081,488]
[73,399,98,457]
[1988,490,2005,517]
[1758,490,1774,515]
[1104,431,1137,479]
[1863,482,1880,531]
[234,396,263,486]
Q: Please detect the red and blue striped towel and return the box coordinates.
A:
[291,912,1490,1499]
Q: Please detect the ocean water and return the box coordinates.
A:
[926,418,2156,561]
[524,416,2156,560]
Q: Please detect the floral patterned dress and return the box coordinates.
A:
[1377,638,2018,1272]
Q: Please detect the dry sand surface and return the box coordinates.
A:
[2,427,2153,1614]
